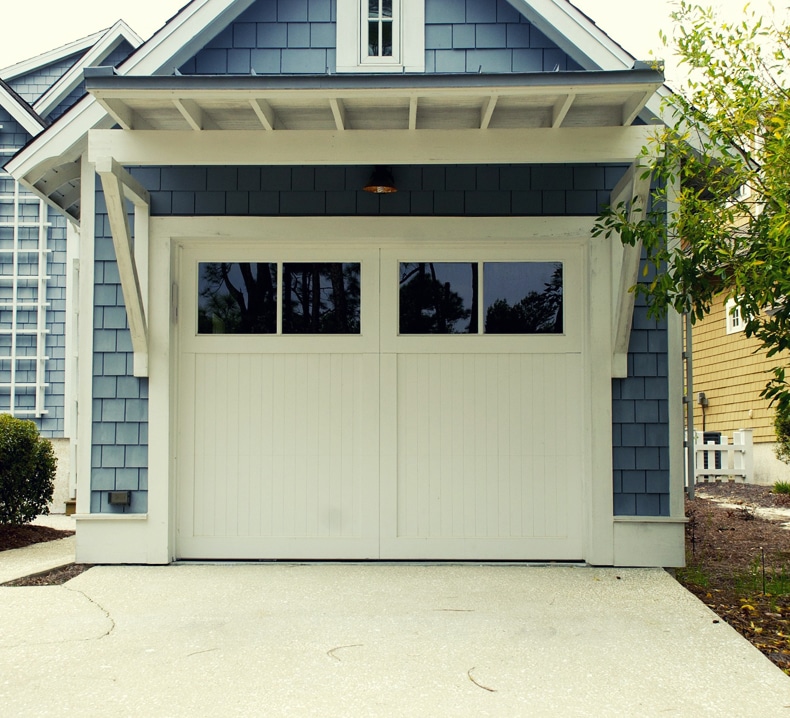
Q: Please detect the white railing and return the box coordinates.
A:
[693,429,753,483]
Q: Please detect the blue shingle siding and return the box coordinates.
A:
[612,287,669,517]
[4,52,84,103]
[45,40,137,122]
[181,0,579,75]
[142,163,626,217]
[90,199,149,513]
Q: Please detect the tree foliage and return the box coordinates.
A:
[594,2,790,409]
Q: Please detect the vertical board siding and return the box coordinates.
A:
[395,353,583,539]
[187,352,379,545]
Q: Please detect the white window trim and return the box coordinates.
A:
[336,0,425,73]
[725,297,744,334]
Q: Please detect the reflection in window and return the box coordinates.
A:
[368,0,394,57]
[399,262,478,334]
[283,263,361,334]
[198,262,277,334]
[484,262,563,334]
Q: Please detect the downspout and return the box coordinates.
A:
[685,312,695,499]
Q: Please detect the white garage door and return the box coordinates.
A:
[176,240,585,560]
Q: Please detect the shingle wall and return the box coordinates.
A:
[46,40,137,123]
[4,53,84,104]
[0,110,67,437]
[181,0,578,74]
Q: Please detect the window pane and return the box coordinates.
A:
[198,262,277,334]
[399,262,478,334]
[484,262,563,334]
[381,20,393,56]
[368,21,379,56]
[283,263,361,334]
[368,0,379,18]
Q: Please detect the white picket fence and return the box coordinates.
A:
[692,429,754,483]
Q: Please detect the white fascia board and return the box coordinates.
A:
[34,21,144,118]
[0,30,105,81]
[508,0,667,123]
[119,0,257,76]
[0,83,45,137]
[7,0,256,188]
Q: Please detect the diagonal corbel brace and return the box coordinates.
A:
[95,157,150,377]
[610,160,651,378]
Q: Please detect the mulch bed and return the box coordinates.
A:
[0,524,74,552]
[0,522,92,586]
[680,482,790,674]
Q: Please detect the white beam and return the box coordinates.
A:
[329,98,348,131]
[95,98,140,131]
[552,94,575,128]
[173,98,207,130]
[622,90,656,127]
[249,99,276,130]
[32,161,81,195]
[94,156,149,377]
[88,126,654,166]
[409,97,418,130]
[480,95,498,130]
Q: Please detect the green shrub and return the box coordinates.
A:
[777,400,790,465]
[774,481,790,495]
[0,414,56,525]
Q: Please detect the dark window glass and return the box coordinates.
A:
[198,262,277,334]
[282,263,361,334]
[368,21,379,56]
[399,262,478,334]
[484,262,563,334]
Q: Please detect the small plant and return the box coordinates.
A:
[0,414,56,525]
[774,481,790,495]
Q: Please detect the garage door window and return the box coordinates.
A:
[399,261,562,335]
[197,261,361,335]
[484,262,562,334]
[283,262,361,334]
[198,262,277,334]
[399,262,478,334]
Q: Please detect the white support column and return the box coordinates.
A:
[94,157,150,377]
[75,154,95,516]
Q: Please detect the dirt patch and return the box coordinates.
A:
[679,482,790,674]
[0,524,74,552]
[1,563,92,587]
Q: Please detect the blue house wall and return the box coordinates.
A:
[89,0,670,519]
[0,109,67,438]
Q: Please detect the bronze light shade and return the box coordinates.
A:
[363,165,398,193]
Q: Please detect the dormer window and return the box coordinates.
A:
[337,0,425,73]
[367,1,395,59]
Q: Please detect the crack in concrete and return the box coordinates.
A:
[63,585,116,640]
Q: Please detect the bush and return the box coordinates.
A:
[777,401,790,466]
[774,481,790,495]
[0,415,56,525]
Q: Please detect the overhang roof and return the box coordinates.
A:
[5,0,669,223]
[85,67,663,132]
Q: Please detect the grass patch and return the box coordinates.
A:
[676,561,711,589]
[773,481,790,495]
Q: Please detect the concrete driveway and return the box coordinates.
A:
[1,562,789,717]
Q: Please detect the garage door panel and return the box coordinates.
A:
[180,351,380,557]
[386,352,583,554]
